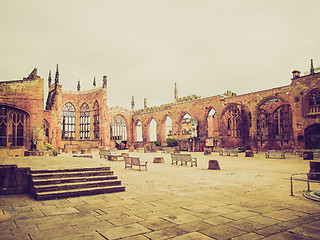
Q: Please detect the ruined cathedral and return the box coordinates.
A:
[0,61,320,156]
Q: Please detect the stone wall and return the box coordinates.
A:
[131,71,320,151]
[0,165,31,194]
[0,69,44,154]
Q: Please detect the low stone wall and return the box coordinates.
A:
[0,165,31,195]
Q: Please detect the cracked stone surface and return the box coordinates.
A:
[1,151,320,239]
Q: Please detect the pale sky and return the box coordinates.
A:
[1,0,319,110]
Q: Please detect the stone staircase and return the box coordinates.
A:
[30,167,125,200]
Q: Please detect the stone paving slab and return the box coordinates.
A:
[1,151,320,239]
[172,231,213,240]
[138,218,176,230]
[143,225,187,239]
[97,223,151,239]
[199,224,248,239]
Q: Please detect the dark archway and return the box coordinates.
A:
[305,124,320,149]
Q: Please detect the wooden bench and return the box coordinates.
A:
[171,153,197,167]
[124,156,147,171]
[219,148,238,156]
[265,150,285,159]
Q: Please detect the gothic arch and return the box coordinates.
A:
[305,123,320,149]
[148,118,157,142]
[206,107,217,138]
[255,95,288,115]
[0,105,30,147]
[305,88,320,115]
[134,119,143,142]
[61,102,76,140]
[80,102,90,140]
[220,103,251,147]
[162,115,173,139]
[110,114,128,141]
[180,113,192,139]
[255,96,293,149]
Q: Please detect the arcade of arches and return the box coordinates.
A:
[0,66,320,155]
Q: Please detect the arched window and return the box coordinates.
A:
[0,106,28,147]
[308,90,320,114]
[182,113,192,138]
[149,119,157,141]
[207,108,216,138]
[0,107,7,146]
[110,115,127,141]
[80,103,90,139]
[273,104,292,137]
[165,116,172,138]
[225,106,240,137]
[136,120,143,141]
[93,101,100,139]
[208,109,216,118]
[61,102,75,140]
[12,112,24,146]
[257,109,268,138]
[44,119,50,143]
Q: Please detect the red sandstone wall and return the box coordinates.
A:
[132,73,320,151]
[0,69,44,153]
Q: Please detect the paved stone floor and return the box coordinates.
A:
[1,151,320,239]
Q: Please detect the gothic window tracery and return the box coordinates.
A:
[80,103,90,139]
[61,102,75,140]
[0,107,7,146]
[110,115,127,141]
[0,106,27,147]
[93,101,100,139]
[225,106,240,137]
[273,104,292,138]
[257,109,268,138]
[308,90,320,114]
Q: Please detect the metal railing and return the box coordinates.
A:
[290,172,320,196]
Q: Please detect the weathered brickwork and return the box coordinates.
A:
[0,63,319,155]
[132,69,320,151]
[0,69,44,155]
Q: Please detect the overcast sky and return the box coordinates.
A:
[1,0,319,110]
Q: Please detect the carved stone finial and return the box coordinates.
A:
[310,59,315,75]
[48,70,52,86]
[93,76,96,88]
[174,83,178,102]
[55,64,59,84]
[102,76,107,88]
[144,98,147,109]
[77,80,81,92]
[131,96,135,111]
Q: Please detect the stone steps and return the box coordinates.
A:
[30,167,125,200]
